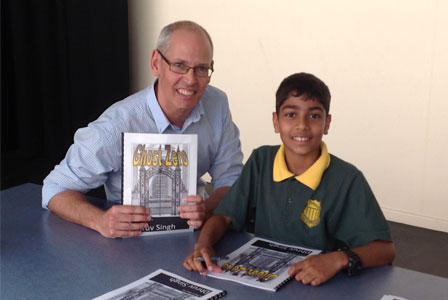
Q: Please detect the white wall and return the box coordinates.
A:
[128,0,448,232]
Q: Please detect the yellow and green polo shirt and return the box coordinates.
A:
[214,143,392,251]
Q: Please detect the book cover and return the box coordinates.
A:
[122,133,197,235]
[92,269,226,300]
[207,237,321,292]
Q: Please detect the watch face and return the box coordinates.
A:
[345,249,362,276]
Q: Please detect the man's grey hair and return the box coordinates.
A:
[156,20,214,57]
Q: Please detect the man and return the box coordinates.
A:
[42,21,243,238]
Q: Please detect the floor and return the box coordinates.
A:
[388,221,448,278]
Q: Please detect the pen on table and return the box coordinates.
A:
[194,256,227,262]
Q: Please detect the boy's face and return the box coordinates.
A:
[273,95,331,162]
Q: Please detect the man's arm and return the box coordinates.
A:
[183,214,232,273]
[288,240,395,286]
[48,191,151,238]
[179,186,230,229]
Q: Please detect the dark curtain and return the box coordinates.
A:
[1,0,130,192]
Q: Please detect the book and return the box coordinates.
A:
[122,133,197,235]
[207,237,321,292]
[92,269,226,300]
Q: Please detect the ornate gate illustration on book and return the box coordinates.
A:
[137,164,186,215]
[226,248,297,282]
[113,282,191,299]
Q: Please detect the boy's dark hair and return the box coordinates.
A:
[275,73,331,114]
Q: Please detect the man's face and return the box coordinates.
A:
[273,95,331,163]
[151,28,213,125]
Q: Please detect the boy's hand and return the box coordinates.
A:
[288,251,347,286]
[183,244,222,275]
[179,195,206,229]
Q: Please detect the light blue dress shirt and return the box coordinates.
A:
[42,81,243,208]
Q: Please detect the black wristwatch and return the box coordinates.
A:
[339,247,363,276]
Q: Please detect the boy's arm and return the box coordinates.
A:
[204,187,231,217]
[288,240,395,286]
[183,214,232,273]
[349,240,396,268]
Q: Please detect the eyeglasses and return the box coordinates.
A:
[157,50,213,78]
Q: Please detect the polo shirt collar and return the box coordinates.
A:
[147,80,205,133]
[273,142,331,190]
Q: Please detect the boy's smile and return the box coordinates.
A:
[273,95,331,174]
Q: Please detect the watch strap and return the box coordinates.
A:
[339,247,363,276]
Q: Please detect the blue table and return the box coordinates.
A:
[2,183,447,299]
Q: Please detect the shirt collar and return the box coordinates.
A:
[147,80,205,133]
[273,142,331,190]
[183,99,204,129]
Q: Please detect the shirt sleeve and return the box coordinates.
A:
[214,150,258,231]
[329,171,392,248]
[207,93,243,190]
[42,121,121,209]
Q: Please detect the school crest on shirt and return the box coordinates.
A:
[301,199,321,228]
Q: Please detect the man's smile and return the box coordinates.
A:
[176,88,195,96]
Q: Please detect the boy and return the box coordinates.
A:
[183,73,395,286]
